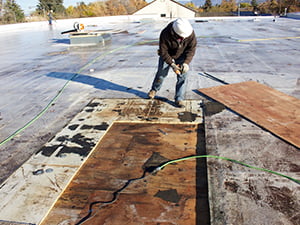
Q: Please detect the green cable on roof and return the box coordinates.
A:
[157,155,300,185]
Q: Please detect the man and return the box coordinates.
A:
[48,10,53,25]
[148,18,197,107]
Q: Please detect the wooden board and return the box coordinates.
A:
[40,122,209,224]
[198,81,300,148]
[0,99,203,224]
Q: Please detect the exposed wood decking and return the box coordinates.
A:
[198,81,300,148]
[0,99,203,224]
[40,122,209,224]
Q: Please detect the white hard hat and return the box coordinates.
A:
[172,18,193,38]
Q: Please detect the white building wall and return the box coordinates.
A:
[134,0,195,18]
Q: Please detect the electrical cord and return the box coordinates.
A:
[75,154,299,224]
[75,170,147,225]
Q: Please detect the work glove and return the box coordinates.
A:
[181,63,189,74]
[171,63,182,75]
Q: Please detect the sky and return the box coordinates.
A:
[17,0,102,15]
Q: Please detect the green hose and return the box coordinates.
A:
[157,155,300,185]
[0,39,159,147]
[0,42,144,147]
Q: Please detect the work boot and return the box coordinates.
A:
[148,90,156,99]
[175,100,184,108]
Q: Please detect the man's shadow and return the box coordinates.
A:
[47,72,177,107]
[47,72,148,98]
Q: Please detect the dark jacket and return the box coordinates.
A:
[159,21,197,65]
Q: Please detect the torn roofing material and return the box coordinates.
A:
[39,122,209,224]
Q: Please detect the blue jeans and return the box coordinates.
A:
[151,56,187,101]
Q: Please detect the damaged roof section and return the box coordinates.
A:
[40,122,209,224]
[0,99,203,224]
[203,101,300,225]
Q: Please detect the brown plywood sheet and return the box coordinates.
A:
[0,99,203,224]
[198,81,300,148]
[40,122,209,225]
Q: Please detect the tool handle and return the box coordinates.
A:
[61,29,77,34]
[175,70,181,75]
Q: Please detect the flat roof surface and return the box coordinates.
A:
[0,15,299,224]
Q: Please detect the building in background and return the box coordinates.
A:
[134,0,196,18]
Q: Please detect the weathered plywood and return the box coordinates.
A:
[40,122,208,225]
[199,81,300,148]
[0,99,203,224]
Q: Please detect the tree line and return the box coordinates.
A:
[0,0,148,23]
[63,0,148,18]
[188,0,300,16]
[0,0,25,23]
[0,0,299,24]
